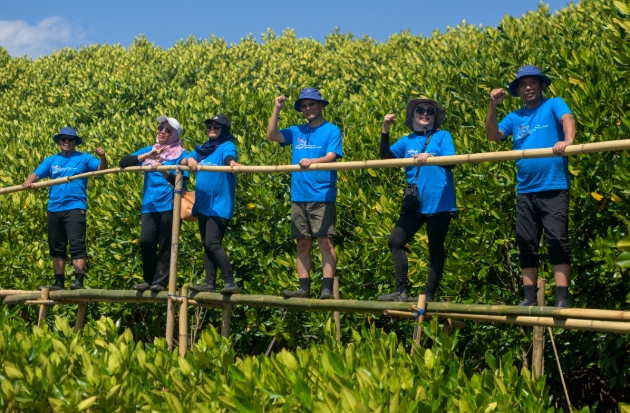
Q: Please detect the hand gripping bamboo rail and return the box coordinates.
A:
[1,139,630,196]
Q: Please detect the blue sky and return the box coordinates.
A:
[0,0,574,58]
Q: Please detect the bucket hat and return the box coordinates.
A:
[508,65,551,96]
[52,127,83,145]
[157,115,183,135]
[294,88,329,111]
[404,98,446,131]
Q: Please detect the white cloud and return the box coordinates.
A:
[0,16,87,58]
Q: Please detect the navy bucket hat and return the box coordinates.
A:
[293,88,329,111]
[52,127,83,145]
[508,65,552,96]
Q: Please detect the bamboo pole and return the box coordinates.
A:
[0,290,38,297]
[532,279,546,378]
[443,298,453,337]
[548,327,573,413]
[221,305,232,338]
[166,170,184,351]
[333,276,341,341]
[383,310,466,329]
[75,303,87,333]
[37,288,49,328]
[178,287,188,357]
[25,299,85,305]
[3,139,630,196]
[411,295,427,354]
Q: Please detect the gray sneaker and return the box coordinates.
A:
[282,289,309,298]
[132,282,151,291]
[189,284,216,293]
[320,288,334,300]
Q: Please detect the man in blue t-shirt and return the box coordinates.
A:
[486,65,576,308]
[266,88,343,299]
[22,127,108,291]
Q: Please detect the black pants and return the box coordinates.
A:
[388,212,452,295]
[47,209,87,259]
[140,211,173,286]
[198,214,233,283]
[516,189,572,268]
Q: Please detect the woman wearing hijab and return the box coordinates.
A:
[377,98,457,302]
[182,114,240,295]
[119,116,189,292]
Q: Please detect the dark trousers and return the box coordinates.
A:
[388,212,452,295]
[515,189,572,268]
[198,214,233,284]
[140,211,173,286]
[47,209,87,259]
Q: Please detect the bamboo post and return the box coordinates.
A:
[548,327,573,413]
[74,303,87,333]
[221,305,232,338]
[443,298,453,337]
[166,170,184,351]
[532,278,546,378]
[411,295,427,354]
[37,288,49,328]
[333,276,341,341]
[178,287,188,357]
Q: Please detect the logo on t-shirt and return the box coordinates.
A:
[51,165,76,175]
[516,124,549,141]
[295,137,321,150]
[406,149,419,158]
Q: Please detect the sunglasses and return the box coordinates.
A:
[206,123,222,130]
[157,125,172,133]
[300,101,318,110]
[415,107,436,116]
[59,137,76,143]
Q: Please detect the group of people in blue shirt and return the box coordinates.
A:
[23,64,575,308]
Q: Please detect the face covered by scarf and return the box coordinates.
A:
[143,124,185,166]
[412,108,436,135]
[194,124,235,162]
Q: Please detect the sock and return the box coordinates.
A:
[53,273,64,286]
[322,278,333,291]
[223,275,235,288]
[523,285,537,304]
[74,273,84,284]
[555,286,568,303]
[299,278,310,292]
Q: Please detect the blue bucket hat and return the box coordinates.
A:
[52,127,83,145]
[508,65,552,97]
[293,88,329,111]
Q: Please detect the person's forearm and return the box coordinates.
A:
[119,155,139,167]
[224,155,235,166]
[98,156,109,171]
[380,132,395,159]
[310,153,337,164]
[562,115,576,144]
[266,108,282,141]
[486,104,501,141]
[24,173,39,184]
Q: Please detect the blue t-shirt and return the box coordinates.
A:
[498,97,572,194]
[390,130,457,214]
[186,142,237,220]
[33,151,101,212]
[280,121,343,202]
[131,146,190,214]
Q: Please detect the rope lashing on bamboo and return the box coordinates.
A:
[413,308,426,319]
[1,139,630,196]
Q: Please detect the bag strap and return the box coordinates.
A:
[412,130,435,184]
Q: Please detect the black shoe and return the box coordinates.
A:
[555,298,569,308]
[38,273,65,291]
[38,284,65,291]
[378,291,401,301]
[70,281,84,290]
[220,285,239,295]
[518,297,538,306]
[150,284,167,292]
[189,284,216,293]
[400,292,419,302]
[132,282,151,291]
[320,288,334,300]
[282,289,309,298]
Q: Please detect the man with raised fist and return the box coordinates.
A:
[486,65,576,307]
[22,127,108,291]
[266,88,343,299]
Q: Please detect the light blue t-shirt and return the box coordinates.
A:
[390,130,457,214]
[33,151,101,212]
[280,121,343,202]
[186,142,237,220]
[498,97,572,194]
[131,146,190,214]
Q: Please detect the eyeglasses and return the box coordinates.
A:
[59,137,75,143]
[206,123,222,130]
[157,125,172,133]
[300,101,318,110]
[415,107,436,116]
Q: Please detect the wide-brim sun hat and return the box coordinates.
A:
[508,65,552,96]
[293,88,329,111]
[204,114,231,128]
[157,115,183,135]
[52,126,83,145]
[404,98,446,131]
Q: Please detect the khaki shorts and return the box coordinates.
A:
[291,202,336,239]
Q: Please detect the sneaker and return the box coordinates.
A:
[132,282,151,291]
[69,281,84,290]
[220,286,239,295]
[189,284,216,293]
[517,297,538,306]
[282,289,309,299]
[150,284,167,292]
[399,292,419,302]
[555,298,569,308]
[38,284,65,292]
[378,291,402,301]
[320,288,334,300]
